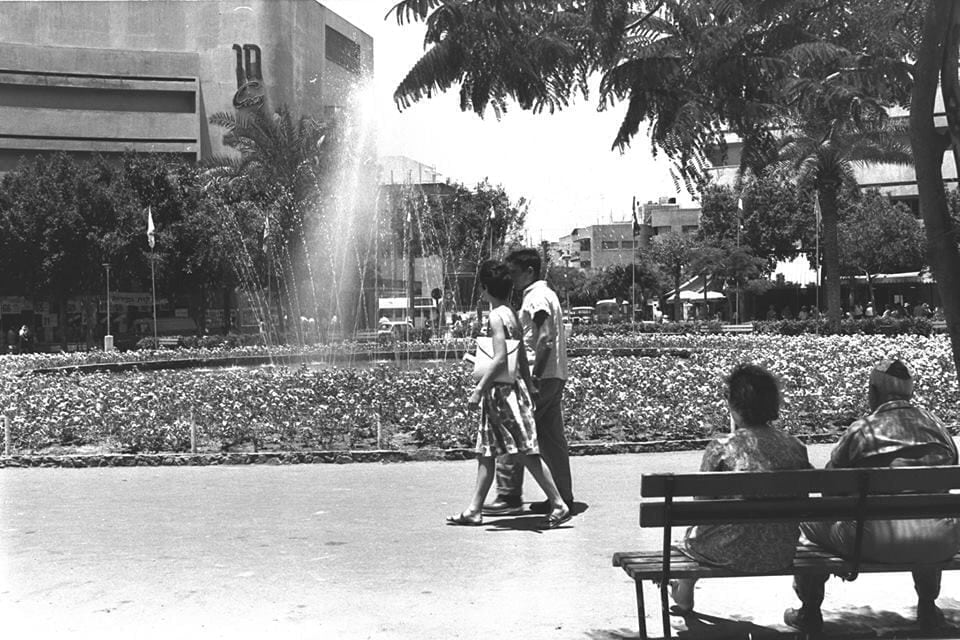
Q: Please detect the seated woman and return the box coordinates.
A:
[671,363,811,612]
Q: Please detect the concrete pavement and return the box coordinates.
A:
[2,444,960,639]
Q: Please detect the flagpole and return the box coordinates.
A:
[150,252,158,347]
[146,205,157,346]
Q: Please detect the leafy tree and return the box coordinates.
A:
[390,0,919,187]
[912,1,960,374]
[648,231,696,321]
[838,190,926,304]
[0,153,147,347]
[699,172,816,269]
[386,179,528,308]
[589,260,663,310]
[546,265,590,307]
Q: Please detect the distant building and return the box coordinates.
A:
[704,104,957,214]
[638,198,701,240]
[559,222,637,271]
[559,198,701,272]
[0,0,372,170]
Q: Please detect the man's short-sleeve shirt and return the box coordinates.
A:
[520,280,567,381]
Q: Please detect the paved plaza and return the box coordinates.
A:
[2,444,960,639]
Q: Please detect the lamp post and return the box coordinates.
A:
[102,262,113,351]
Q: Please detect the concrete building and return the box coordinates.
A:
[704,105,957,212]
[0,0,372,170]
[559,222,638,270]
[559,199,700,271]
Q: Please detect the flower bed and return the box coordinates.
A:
[2,335,956,455]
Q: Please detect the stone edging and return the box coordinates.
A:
[0,433,840,468]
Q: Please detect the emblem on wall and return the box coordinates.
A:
[232,44,265,111]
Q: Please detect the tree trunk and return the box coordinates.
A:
[222,284,233,335]
[674,270,682,321]
[912,1,960,377]
[865,272,875,308]
[819,183,843,331]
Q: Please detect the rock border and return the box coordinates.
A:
[0,433,840,468]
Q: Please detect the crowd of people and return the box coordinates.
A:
[452,245,957,631]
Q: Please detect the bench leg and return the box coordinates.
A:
[635,579,647,640]
[660,579,672,639]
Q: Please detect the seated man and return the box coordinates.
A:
[785,360,960,633]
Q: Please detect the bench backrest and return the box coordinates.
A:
[640,467,960,527]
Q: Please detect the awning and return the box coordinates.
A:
[665,290,726,302]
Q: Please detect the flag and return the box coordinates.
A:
[262,215,271,252]
[632,196,641,237]
[146,206,155,250]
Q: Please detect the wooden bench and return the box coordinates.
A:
[157,337,180,348]
[721,323,754,334]
[932,320,948,333]
[613,467,960,639]
[353,330,379,343]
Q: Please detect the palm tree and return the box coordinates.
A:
[776,109,912,328]
[207,105,330,342]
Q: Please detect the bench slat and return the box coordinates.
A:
[640,467,960,498]
[613,546,960,579]
[640,493,960,527]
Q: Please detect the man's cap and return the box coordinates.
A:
[870,359,914,397]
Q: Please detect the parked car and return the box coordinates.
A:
[115,317,199,350]
[377,319,416,343]
[594,299,624,323]
[570,306,594,325]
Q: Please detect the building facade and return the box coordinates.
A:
[559,222,637,270]
[559,200,701,271]
[0,1,373,169]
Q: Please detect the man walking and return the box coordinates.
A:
[483,248,575,515]
[785,359,960,633]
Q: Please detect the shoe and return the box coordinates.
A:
[544,505,572,528]
[918,600,945,631]
[784,606,823,634]
[530,498,575,514]
[445,510,483,526]
[481,495,523,516]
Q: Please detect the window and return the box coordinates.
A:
[325,26,361,74]
[682,225,699,234]
[601,240,619,250]
[579,239,591,251]
[621,240,637,249]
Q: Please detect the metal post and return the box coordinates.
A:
[736,201,742,323]
[190,408,197,454]
[102,263,113,351]
[150,252,158,347]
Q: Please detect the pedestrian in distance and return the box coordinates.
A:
[483,248,575,517]
[446,260,571,529]
[784,359,960,633]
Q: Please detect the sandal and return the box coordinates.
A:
[446,511,483,526]
[544,505,572,529]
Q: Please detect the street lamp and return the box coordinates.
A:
[102,262,113,351]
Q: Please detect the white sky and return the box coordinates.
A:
[322,0,694,242]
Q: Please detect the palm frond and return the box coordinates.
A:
[386,0,445,25]
[394,38,466,110]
